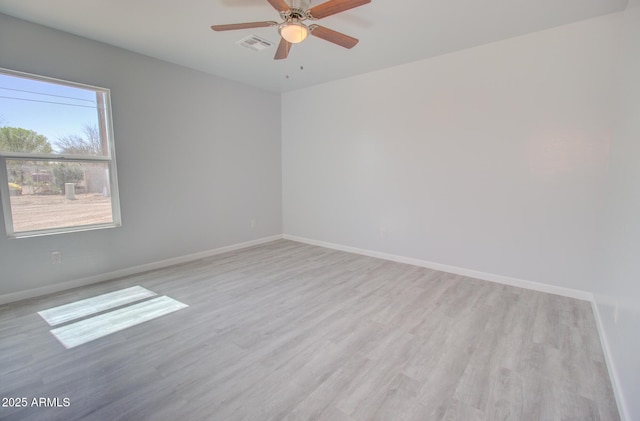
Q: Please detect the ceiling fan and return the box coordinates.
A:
[211,0,371,60]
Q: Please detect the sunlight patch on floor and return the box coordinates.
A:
[38,286,188,349]
[38,285,157,326]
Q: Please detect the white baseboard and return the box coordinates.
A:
[2,232,592,305]
[0,235,284,306]
[3,233,592,305]
[591,299,629,421]
[283,234,594,301]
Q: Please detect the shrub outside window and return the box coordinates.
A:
[0,68,121,238]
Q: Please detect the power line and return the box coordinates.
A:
[0,96,97,109]
[0,86,95,103]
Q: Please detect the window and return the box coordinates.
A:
[0,68,121,237]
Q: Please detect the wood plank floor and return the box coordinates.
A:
[0,240,620,420]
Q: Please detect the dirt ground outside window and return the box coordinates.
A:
[8,194,113,233]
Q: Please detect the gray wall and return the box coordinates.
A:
[0,13,283,298]
[596,5,640,421]
[282,14,618,292]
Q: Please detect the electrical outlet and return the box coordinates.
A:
[250,219,256,229]
[50,251,62,265]
[379,228,387,239]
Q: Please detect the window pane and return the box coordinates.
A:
[6,160,114,233]
[0,73,109,157]
[1,68,120,237]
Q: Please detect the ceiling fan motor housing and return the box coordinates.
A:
[279,6,314,22]
[289,0,311,12]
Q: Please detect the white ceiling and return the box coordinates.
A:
[0,0,629,93]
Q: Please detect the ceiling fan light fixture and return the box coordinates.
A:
[279,21,309,44]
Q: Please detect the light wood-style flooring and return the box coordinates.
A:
[0,240,620,420]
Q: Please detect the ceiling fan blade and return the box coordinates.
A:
[274,38,292,60]
[310,25,358,49]
[266,0,291,12]
[211,21,277,31]
[308,0,371,19]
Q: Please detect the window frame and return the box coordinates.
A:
[0,68,121,238]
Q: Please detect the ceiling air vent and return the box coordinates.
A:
[236,34,274,52]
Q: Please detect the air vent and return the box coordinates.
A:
[236,34,274,52]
